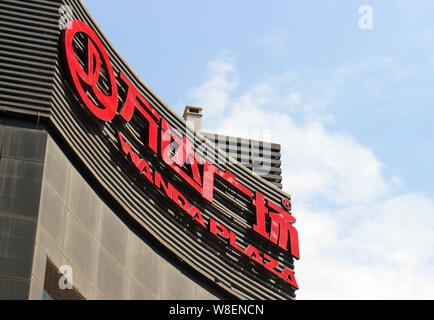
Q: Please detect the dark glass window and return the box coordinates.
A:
[43,257,85,300]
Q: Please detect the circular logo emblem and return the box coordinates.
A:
[281,197,292,211]
[63,20,118,121]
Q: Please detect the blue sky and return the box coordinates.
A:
[82,0,434,299]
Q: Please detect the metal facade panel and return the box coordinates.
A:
[0,0,59,119]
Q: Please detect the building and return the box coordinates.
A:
[182,106,283,189]
[0,0,299,300]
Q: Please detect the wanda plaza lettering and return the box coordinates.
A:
[63,20,299,290]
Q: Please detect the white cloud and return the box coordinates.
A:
[217,105,388,206]
[185,55,434,299]
[258,28,288,58]
[188,52,238,119]
[297,194,434,299]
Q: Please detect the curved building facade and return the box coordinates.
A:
[0,0,299,300]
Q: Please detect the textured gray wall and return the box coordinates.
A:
[29,134,217,300]
[0,122,47,299]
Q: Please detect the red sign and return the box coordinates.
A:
[63,20,299,290]
[253,192,299,259]
[282,197,292,211]
[63,20,118,121]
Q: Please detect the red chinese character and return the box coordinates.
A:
[252,192,299,260]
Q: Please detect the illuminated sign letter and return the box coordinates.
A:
[253,192,300,260]
[63,20,118,121]
[118,72,160,154]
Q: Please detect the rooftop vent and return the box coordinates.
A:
[183,106,203,132]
